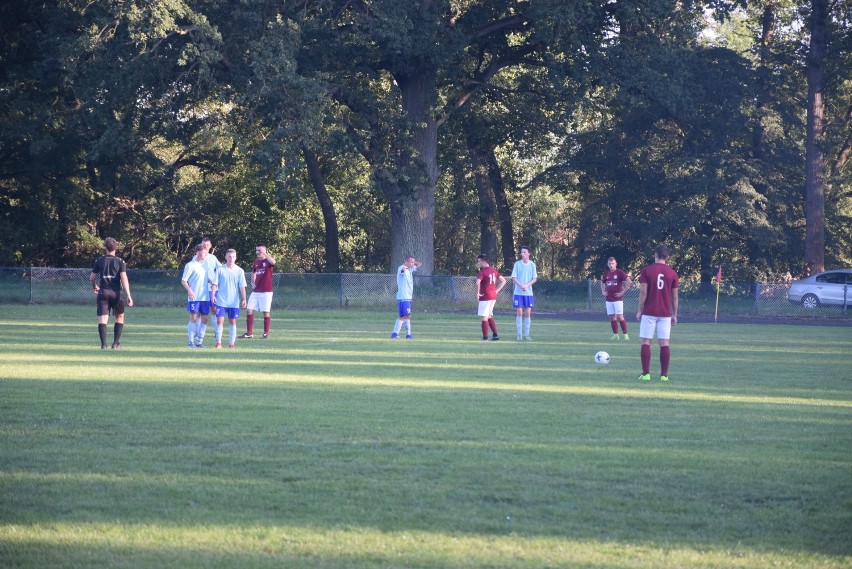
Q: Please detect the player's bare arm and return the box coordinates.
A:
[182,280,196,300]
[618,276,633,299]
[90,272,99,294]
[636,283,648,320]
[671,288,679,325]
[121,272,134,307]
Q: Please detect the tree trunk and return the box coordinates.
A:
[804,0,828,274]
[380,70,439,274]
[302,146,340,273]
[467,136,498,264]
[485,146,515,270]
[752,2,776,160]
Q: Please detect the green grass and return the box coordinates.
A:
[1,305,851,568]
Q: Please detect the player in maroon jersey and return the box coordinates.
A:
[600,257,633,340]
[241,243,276,339]
[636,245,679,382]
[476,254,507,341]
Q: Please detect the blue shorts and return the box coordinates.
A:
[186,300,212,315]
[397,300,412,318]
[215,306,240,320]
[513,295,534,309]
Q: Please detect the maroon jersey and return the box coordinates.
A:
[252,258,275,293]
[477,267,501,301]
[638,262,679,317]
[602,269,630,302]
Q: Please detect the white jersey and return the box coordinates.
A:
[511,260,537,296]
[396,264,417,300]
[182,260,210,301]
[202,254,221,291]
[215,264,247,308]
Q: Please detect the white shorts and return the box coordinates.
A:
[605,301,624,316]
[247,292,273,312]
[640,315,672,340]
[478,299,496,318]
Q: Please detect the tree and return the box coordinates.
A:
[283,0,604,274]
[804,0,829,274]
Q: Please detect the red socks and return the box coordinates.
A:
[488,317,498,335]
[660,346,671,376]
[640,344,651,375]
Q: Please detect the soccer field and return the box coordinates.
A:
[1,305,850,568]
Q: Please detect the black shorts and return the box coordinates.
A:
[97,289,125,316]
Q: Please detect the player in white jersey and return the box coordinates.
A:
[511,246,537,340]
[181,244,211,347]
[210,249,247,349]
[390,255,422,339]
[201,237,221,303]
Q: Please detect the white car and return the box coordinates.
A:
[787,269,852,308]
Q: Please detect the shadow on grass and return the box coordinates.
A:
[2,377,851,560]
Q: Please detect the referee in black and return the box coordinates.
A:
[89,237,134,349]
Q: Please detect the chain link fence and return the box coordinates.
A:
[0,267,848,319]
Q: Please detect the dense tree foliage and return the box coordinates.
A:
[1,0,849,279]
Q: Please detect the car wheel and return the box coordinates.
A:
[801,293,820,309]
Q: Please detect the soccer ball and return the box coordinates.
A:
[594,351,610,365]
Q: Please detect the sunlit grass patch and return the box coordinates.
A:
[1,305,851,568]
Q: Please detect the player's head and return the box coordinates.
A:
[403,255,416,267]
[477,254,489,268]
[201,237,212,251]
[195,243,207,260]
[255,243,267,258]
[103,237,118,253]
[653,245,670,261]
[607,257,617,270]
[519,246,530,260]
[225,248,237,264]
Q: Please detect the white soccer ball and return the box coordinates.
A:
[594,351,611,365]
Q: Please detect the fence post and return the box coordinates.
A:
[29,266,33,304]
[754,284,760,313]
[339,273,344,308]
[844,284,848,316]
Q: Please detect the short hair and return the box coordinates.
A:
[477,254,489,263]
[607,257,616,262]
[226,248,237,255]
[201,236,212,244]
[256,243,267,249]
[104,237,118,253]
[195,244,204,253]
[654,245,670,260]
[519,245,530,254]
